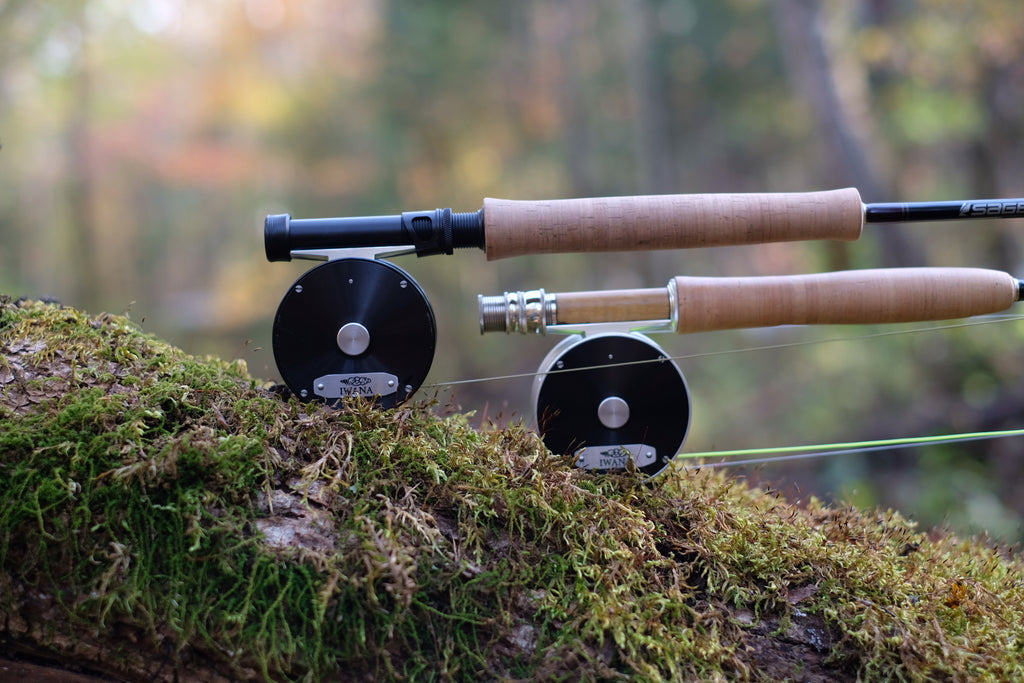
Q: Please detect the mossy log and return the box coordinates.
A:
[2,296,1023,681]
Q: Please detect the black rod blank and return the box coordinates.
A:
[866,199,1024,223]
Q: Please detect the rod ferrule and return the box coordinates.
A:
[478,290,556,334]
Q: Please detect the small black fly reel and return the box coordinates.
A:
[531,331,691,478]
[265,209,484,408]
[272,257,436,409]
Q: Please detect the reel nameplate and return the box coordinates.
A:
[575,443,657,471]
[313,372,400,400]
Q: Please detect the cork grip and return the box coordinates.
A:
[482,188,864,260]
[671,268,1019,333]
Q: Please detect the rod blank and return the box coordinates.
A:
[866,199,1024,222]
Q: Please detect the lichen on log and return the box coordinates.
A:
[2,296,1023,681]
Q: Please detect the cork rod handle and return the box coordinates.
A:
[482,188,864,261]
[671,268,1019,333]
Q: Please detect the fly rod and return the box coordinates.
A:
[264,189,1024,262]
[478,268,1024,335]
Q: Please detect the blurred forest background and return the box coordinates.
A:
[3,0,1024,542]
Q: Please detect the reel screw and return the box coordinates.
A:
[404,384,413,394]
[400,280,408,289]
[294,284,303,294]
[300,389,308,398]
[556,360,564,369]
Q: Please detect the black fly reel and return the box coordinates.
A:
[532,332,691,478]
[272,258,436,409]
[265,206,484,409]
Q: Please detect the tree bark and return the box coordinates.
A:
[772,0,925,267]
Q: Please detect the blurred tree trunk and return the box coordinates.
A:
[0,0,36,64]
[556,0,600,198]
[772,0,924,268]
[974,61,1024,274]
[66,11,103,310]
[621,0,693,285]
[971,58,1024,514]
[622,0,675,195]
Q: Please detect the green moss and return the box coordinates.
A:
[2,295,1024,681]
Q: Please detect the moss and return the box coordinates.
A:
[2,295,1024,681]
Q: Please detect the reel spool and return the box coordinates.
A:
[272,258,436,409]
[532,332,691,478]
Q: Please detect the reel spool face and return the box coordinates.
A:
[272,258,436,409]
[533,333,690,478]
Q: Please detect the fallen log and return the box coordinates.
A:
[1,296,1022,681]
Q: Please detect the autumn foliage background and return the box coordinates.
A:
[3,0,1024,542]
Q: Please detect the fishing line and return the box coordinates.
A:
[675,428,1024,470]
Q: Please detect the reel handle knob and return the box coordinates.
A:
[482,188,864,260]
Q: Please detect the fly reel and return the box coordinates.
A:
[264,208,479,408]
[532,331,691,478]
[272,257,436,409]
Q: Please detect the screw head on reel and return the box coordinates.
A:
[532,332,691,478]
[272,258,437,409]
